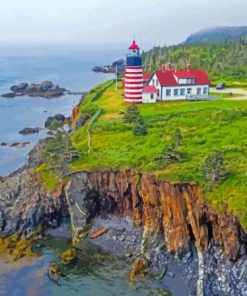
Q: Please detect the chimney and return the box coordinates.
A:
[168,63,173,70]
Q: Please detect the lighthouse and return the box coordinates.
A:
[124,40,144,104]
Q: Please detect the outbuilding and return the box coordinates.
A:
[142,85,158,103]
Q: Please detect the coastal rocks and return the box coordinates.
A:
[60,248,77,265]
[19,127,41,135]
[10,83,28,93]
[66,170,247,262]
[0,168,68,239]
[45,114,66,128]
[0,142,31,148]
[92,59,125,74]
[129,256,149,282]
[2,81,67,99]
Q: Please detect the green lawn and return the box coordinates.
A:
[71,81,247,227]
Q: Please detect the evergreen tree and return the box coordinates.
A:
[157,130,184,165]
[157,143,181,165]
[123,102,140,123]
[202,150,229,187]
[133,116,147,136]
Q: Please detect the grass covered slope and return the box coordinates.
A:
[71,81,247,227]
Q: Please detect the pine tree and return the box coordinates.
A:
[133,116,147,136]
[157,143,181,165]
[157,130,184,165]
[202,150,229,187]
[123,102,140,123]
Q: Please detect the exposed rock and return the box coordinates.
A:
[45,114,66,128]
[60,248,77,265]
[0,168,68,239]
[10,83,28,92]
[66,170,247,261]
[19,127,41,135]
[129,256,149,282]
[1,93,17,98]
[0,142,8,146]
[9,142,30,148]
[2,81,67,99]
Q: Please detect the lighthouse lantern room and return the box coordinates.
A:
[124,40,144,104]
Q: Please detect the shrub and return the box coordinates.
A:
[202,150,230,189]
[123,102,140,123]
[133,117,147,136]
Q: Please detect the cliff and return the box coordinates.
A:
[66,169,247,261]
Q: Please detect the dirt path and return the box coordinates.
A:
[210,87,247,100]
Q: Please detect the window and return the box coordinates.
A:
[151,93,154,100]
[174,89,179,96]
[187,88,192,95]
[197,87,201,95]
[156,79,159,87]
[203,87,208,95]
[180,88,185,96]
[166,89,171,97]
[152,79,155,85]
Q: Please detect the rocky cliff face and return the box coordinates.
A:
[0,168,68,239]
[66,170,247,261]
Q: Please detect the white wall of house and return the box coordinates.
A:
[160,85,209,100]
[148,76,209,101]
[142,92,157,103]
[150,74,162,97]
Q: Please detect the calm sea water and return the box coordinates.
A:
[0,45,123,176]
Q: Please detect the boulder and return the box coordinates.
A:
[40,81,54,92]
[19,127,41,135]
[10,83,29,93]
[1,93,16,98]
[45,114,66,128]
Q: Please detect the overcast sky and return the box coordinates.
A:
[0,0,246,47]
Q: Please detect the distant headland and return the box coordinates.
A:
[92,59,125,74]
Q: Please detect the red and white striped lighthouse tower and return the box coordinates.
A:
[124,40,143,104]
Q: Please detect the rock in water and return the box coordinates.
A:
[10,83,28,93]
[60,248,77,265]
[40,81,54,92]
[45,114,66,128]
[19,127,41,135]
[129,256,149,282]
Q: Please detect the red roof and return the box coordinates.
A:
[155,68,210,87]
[129,40,140,50]
[143,72,151,81]
[143,85,158,93]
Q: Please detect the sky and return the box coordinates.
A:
[0,0,246,48]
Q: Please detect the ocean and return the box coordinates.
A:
[0,45,122,176]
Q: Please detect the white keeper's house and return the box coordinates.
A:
[146,64,211,103]
[124,40,211,104]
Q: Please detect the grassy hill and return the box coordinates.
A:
[69,81,247,227]
[143,38,247,86]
